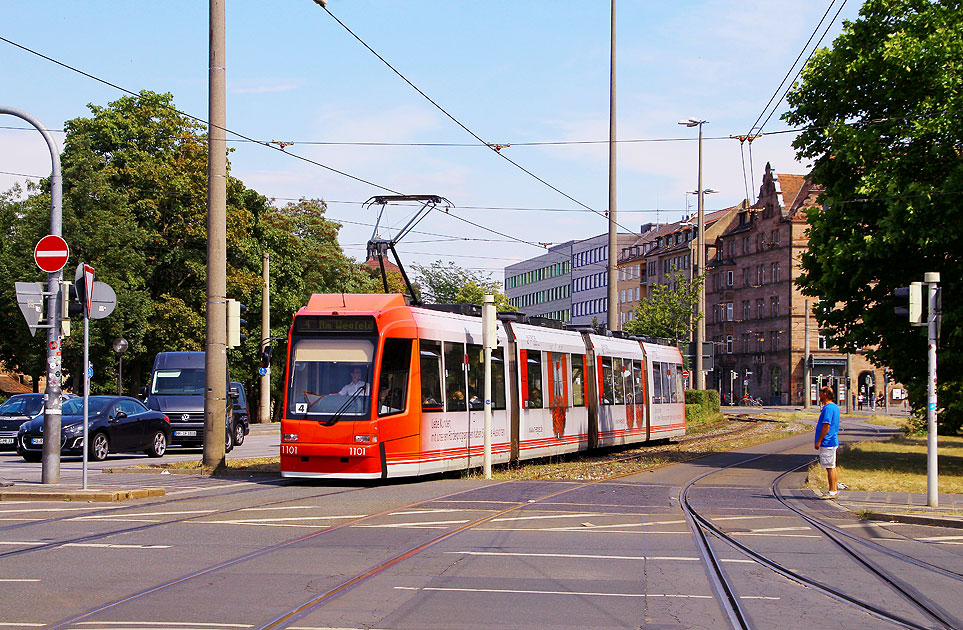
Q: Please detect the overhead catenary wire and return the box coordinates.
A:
[0,35,550,252]
[317,4,643,238]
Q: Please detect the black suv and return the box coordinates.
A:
[0,393,76,451]
[230,382,250,447]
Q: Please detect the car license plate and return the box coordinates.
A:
[31,437,43,446]
[174,430,197,437]
[0,438,13,445]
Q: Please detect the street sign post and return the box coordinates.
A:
[34,235,69,273]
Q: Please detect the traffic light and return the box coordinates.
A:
[226,299,247,348]
[59,282,85,336]
[894,282,924,326]
[259,344,273,369]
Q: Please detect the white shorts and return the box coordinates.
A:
[818,446,837,468]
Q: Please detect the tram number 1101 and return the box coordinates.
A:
[281,445,298,456]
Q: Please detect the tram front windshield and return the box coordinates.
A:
[288,336,375,418]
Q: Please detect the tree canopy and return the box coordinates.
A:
[0,91,378,416]
[413,260,514,310]
[623,271,702,342]
[784,0,963,433]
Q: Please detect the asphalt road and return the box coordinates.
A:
[0,421,960,629]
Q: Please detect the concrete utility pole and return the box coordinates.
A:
[260,252,271,423]
[204,0,228,467]
[606,0,618,332]
[482,294,495,479]
[679,118,707,389]
[1,107,64,484]
[804,300,811,410]
[925,271,940,507]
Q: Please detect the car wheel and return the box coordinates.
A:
[89,432,110,461]
[145,430,167,458]
[225,425,233,454]
[233,421,245,447]
[21,451,41,463]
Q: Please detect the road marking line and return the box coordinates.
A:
[394,586,711,598]
[390,509,475,515]
[0,541,44,546]
[203,515,365,524]
[916,535,963,542]
[354,519,471,528]
[730,533,820,539]
[447,551,754,563]
[73,510,215,520]
[0,623,44,627]
[492,513,604,523]
[201,522,330,528]
[0,579,40,582]
[76,623,249,628]
[0,506,123,513]
[64,543,170,549]
[738,526,812,533]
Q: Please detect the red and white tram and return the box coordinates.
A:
[280,294,686,479]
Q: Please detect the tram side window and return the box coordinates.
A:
[492,348,507,410]
[444,341,467,411]
[663,364,676,403]
[613,358,626,404]
[378,338,411,417]
[672,363,684,403]
[632,360,643,405]
[525,349,543,408]
[601,357,614,405]
[420,340,443,412]
[651,361,664,404]
[467,344,485,410]
[571,354,585,407]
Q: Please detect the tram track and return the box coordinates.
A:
[680,446,963,630]
[25,418,956,630]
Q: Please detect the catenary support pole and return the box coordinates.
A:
[804,300,810,409]
[606,0,618,332]
[260,252,271,423]
[0,107,64,484]
[925,271,940,507]
[694,122,705,390]
[482,294,495,479]
[204,0,228,467]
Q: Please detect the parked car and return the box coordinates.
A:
[230,382,250,447]
[17,395,172,462]
[0,393,75,452]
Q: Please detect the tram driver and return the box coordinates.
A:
[337,366,370,397]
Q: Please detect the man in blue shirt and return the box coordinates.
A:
[815,386,842,498]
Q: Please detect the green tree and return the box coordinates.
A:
[412,260,514,309]
[1,92,376,419]
[624,272,703,341]
[784,0,963,434]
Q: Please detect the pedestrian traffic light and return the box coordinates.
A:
[894,282,924,326]
[227,299,247,348]
[260,344,273,369]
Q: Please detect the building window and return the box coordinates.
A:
[742,300,750,321]
[743,267,750,287]
[771,229,780,245]
[726,335,733,354]
[756,298,765,319]
[726,302,734,321]
[726,270,733,287]
[818,330,829,349]
[757,264,765,285]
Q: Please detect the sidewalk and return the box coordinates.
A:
[828,490,963,529]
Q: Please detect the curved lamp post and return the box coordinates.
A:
[112,337,128,395]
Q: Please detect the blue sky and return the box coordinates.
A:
[1,1,863,276]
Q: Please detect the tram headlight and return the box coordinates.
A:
[355,435,375,443]
[283,433,298,441]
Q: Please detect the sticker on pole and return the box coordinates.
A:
[34,235,69,273]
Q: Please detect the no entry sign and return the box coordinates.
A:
[34,235,69,273]
[682,370,691,379]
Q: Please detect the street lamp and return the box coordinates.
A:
[679,117,708,389]
[112,337,128,395]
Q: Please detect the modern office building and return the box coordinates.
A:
[504,241,574,322]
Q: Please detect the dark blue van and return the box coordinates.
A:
[145,352,235,451]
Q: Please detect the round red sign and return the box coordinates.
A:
[682,370,691,379]
[34,235,69,273]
